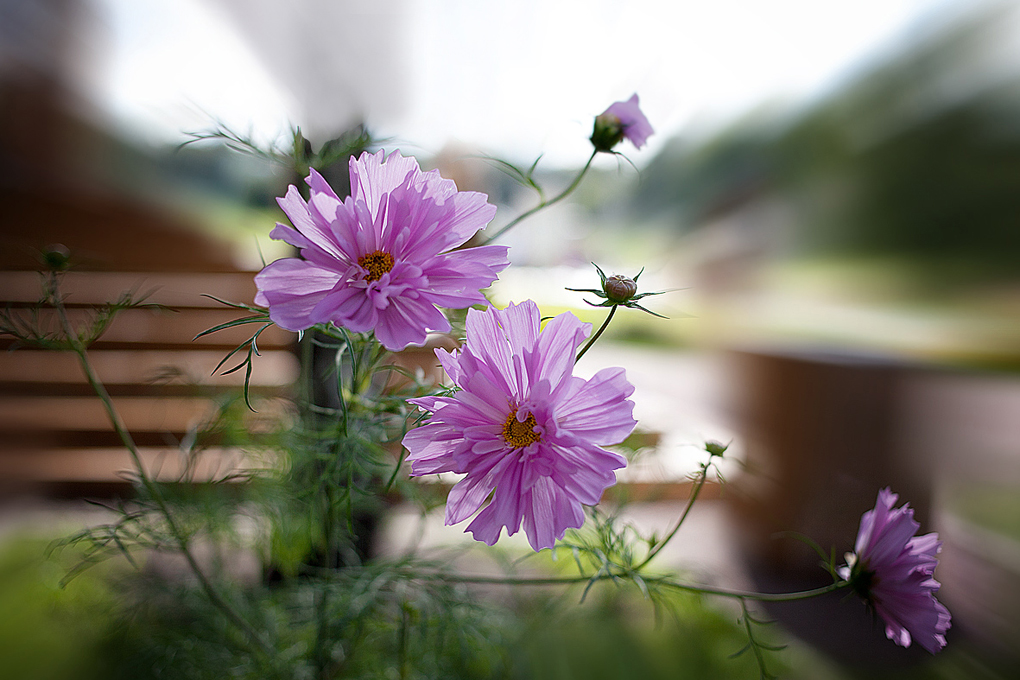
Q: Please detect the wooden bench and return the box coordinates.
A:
[0,271,298,497]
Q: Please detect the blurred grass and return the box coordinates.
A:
[514,592,773,680]
[691,255,1020,370]
[0,527,788,680]
[0,533,123,680]
[0,523,1017,679]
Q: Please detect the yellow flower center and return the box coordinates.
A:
[358,250,395,282]
[502,409,541,448]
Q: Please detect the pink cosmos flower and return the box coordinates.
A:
[840,488,951,653]
[254,150,510,351]
[402,300,636,550]
[591,94,654,151]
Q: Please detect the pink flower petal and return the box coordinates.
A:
[403,301,635,550]
[845,488,951,653]
[255,151,507,350]
[254,259,342,331]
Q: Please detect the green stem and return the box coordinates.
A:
[575,305,617,362]
[633,462,709,570]
[313,491,337,677]
[660,579,847,604]
[402,567,849,603]
[483,149,597,244]
[398,603,410,680]
[300,328,315,416]
[738,598,775,680]
[50,274,274,659]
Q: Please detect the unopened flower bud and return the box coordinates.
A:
[42,244,71,272]
[705,440,728,457]
[590,113,626,153]
[590,94,654,152]
[603,274,638,303]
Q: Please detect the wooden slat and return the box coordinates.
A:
[0,396,217,432]
[0,350,299,391]
[0,270,296,494]
[0,307,294,349]
[0,271,263,308]
[0,447,268,483]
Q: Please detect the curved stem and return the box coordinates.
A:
[483,149,597,244]
[633,462,709,570]
[659,579,848,603]
[738,598,774,679]
[406,567,849,603]
[50,274,274,659]
[575,305,617,362]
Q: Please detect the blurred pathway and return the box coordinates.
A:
[575,343,742,482]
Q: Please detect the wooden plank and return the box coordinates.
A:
[0,396,218,432]
[0,307,294,349]
[0,271,263,308]
[0,350,299,389]
[0,382,288,398]
[0,447,268,483]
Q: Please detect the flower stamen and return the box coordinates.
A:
[358,250,395,281]
[503,409,540,448]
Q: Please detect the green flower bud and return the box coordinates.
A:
[705,440,728,458]
[42,244,71,272]
[590,113,625,153]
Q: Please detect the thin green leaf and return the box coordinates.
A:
[728,643,751,659]
[211,338,254,375]
[630,290,667,300]
[219,358,249,376]
[200,294,268,312]
[630,302,669,318]
[579,574,600,603]
[194,314,271,340]
[631,572,650,599]
[571,547,585,575]
[527,153,544,177]
[385,447,406,492]
[243,349,255,411]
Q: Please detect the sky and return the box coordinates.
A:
[92,0,971,167]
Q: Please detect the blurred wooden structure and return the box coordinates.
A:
[726,346,932,572]
[0,270,298,497]
[0,19,299,496]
